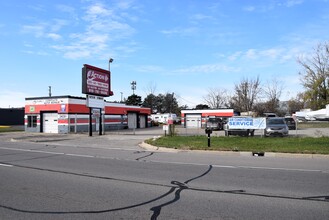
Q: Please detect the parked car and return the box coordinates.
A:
[284,117,296,130]
[264,117,289,137]
[206,117,223,130]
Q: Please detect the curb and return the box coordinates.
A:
[139,142,329,159]
[139,142,180,153]
[11,137,71,143]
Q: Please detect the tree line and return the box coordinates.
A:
[123,42,329,117]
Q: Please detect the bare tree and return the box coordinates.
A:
[263,78,284,113]
[230,76,261,112]
[298,42,329,109]
[203,88,229,109]
[144,81,157,96]
[143,81,157,113]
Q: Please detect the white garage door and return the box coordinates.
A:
[186,114,201,128]
[128,113,137,129]
[139,115,146,128]
[43,113,59,133]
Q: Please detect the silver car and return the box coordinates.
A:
[264,117,289,137]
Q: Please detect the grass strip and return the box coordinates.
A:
[145,136,329,154]
[0,126,24,132]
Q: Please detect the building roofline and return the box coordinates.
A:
[25,95,86,101]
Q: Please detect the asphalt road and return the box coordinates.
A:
[0,129,328,219]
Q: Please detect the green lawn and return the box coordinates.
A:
[145,136,329,154]
[0,126,24,132]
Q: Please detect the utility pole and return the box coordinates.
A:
[48,86,52,97]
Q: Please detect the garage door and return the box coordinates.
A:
[43,113,58,133]
[139,115,146,128]
[128,113,137,129]
[185,114,201,128]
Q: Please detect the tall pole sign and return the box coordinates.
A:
[82,64,113,136]
[82,64,113,97]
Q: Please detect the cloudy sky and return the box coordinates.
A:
[0,0,328,108]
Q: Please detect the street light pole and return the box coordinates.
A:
[100,58,113,135]
[109,58,113,72]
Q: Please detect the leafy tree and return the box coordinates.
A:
[195,104,209,110]
[298,42,329,109]
[143,92,180,115]
[142,93,157,113]
[153,93,165,113]
[179,104,189,110]
[125,94,142,106]
[161,93,179,114]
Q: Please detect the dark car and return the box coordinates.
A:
[206,117,223,130]
[264,117,289,137]
[284,117,296,130]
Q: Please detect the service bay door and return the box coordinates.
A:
[43,113,59,133]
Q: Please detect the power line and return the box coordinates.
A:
[175,94,200,106]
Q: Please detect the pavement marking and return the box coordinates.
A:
[0,147,91,158]
[66,153,94,158]
[148,160,325,173]
[235,165,324,173]
[0,163,13,167]
[0,146,327,173]
[0,147,65,155]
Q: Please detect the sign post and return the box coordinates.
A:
[89,108,92,136]
[205,128,212,147]
[82,64,113,136]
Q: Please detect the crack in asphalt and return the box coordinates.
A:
[135,152,155,161]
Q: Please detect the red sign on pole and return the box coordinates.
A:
[82,64,113,97]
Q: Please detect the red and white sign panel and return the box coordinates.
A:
[82,64,113,97]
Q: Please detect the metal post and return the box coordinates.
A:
[99,108,102,136]
[74,114,77,133]
[102,113,105,135]
[133,115,136,135]
[89,107,92,137]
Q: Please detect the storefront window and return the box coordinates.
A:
[27,116,37,127]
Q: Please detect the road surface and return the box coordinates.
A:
[0,130,328,219]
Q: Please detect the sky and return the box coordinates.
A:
[0,0,329,108]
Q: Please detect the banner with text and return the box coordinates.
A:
[228,117,266,129]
